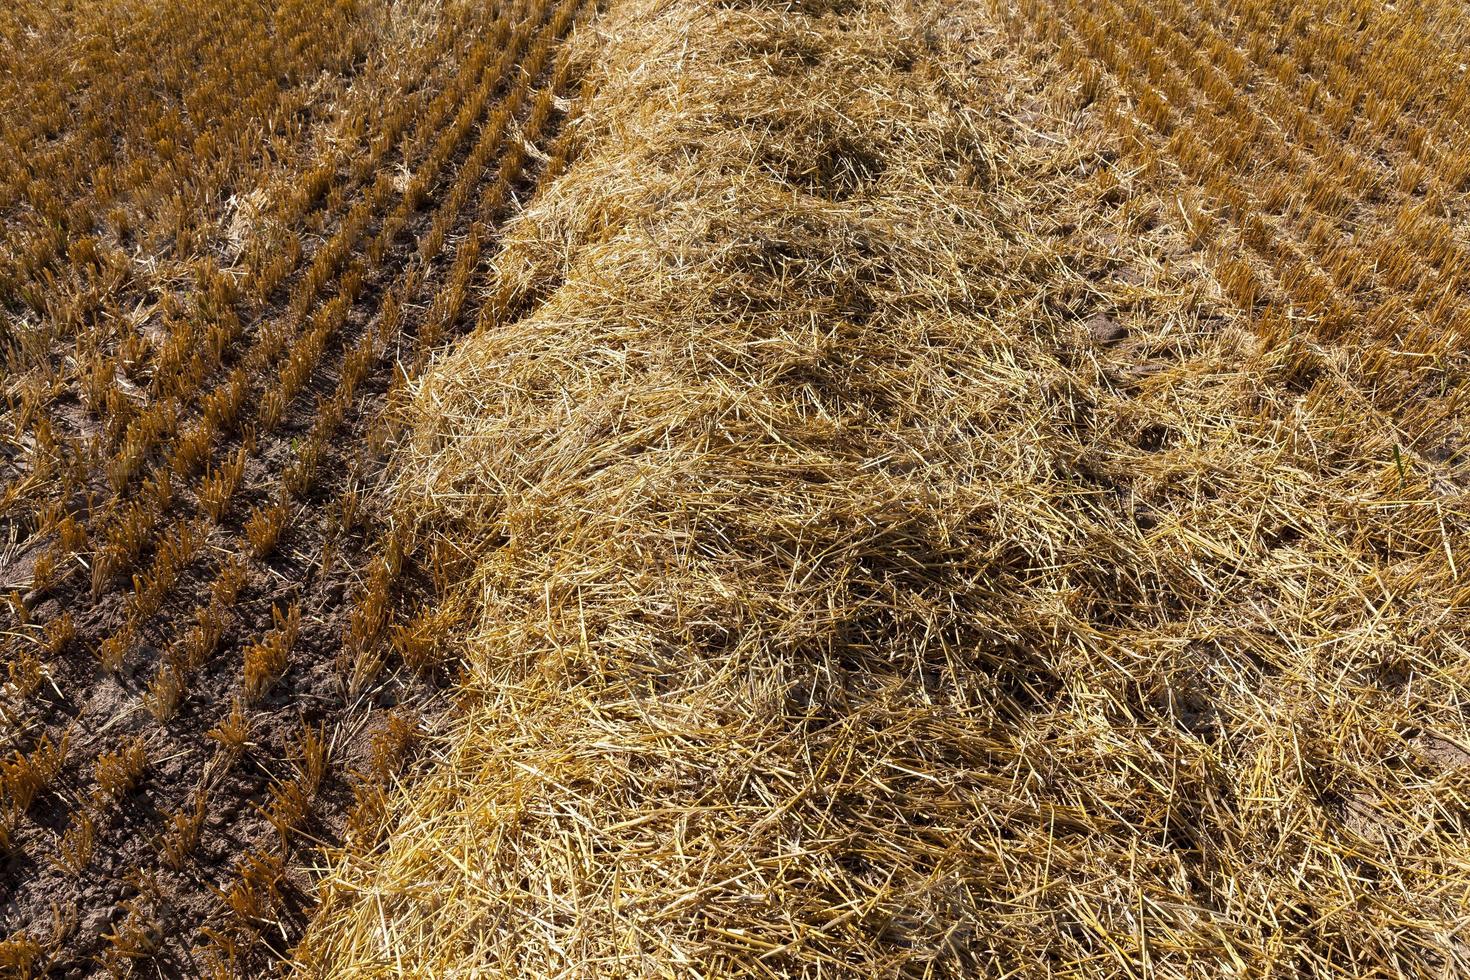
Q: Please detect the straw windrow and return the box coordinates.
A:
[297,0,1470,975]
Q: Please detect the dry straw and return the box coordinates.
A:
[298,0,1470,975]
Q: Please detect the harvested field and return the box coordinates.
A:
[4,0,1470,976]
[1,0,587,973]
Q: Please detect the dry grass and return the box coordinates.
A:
[298,0,1470,976]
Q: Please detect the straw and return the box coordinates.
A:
[296,0,1470,975]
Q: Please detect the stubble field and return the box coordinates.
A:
[2,0,1468,977]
